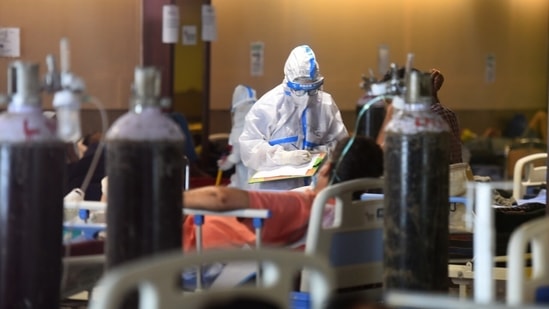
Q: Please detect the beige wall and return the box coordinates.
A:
[0,0,141,111]
[1,0,547,136]
[209,0,548,114]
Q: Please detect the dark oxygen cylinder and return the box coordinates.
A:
[105,67,184,270]
[0,62,66,308]
[383,71,450,292]
[356,94,386,139]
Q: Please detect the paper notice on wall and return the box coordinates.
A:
[201,5,217,42]
[250,41,264,77]
[0,28,21,57]
[485,53,496,83]
[182,25,197,46]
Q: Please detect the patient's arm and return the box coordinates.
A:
[183,186,250,211]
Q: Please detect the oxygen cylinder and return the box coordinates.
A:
[383,71,450,292]
[0,61,66,308]
[105,67,184,270]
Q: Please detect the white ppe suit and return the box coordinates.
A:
[239,45,348,190]
[218,85,257,189]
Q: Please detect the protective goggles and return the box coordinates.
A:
[286,77,324,96]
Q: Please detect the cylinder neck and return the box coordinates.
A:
[405,71,432,104]
[8,61,42,109]
[130,67,162,113]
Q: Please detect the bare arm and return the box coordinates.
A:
[376,103,394,148]
[183,186,250,211]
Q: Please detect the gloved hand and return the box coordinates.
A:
[64,188,84,202]
[217,153,237,171]
[272,149,312,166]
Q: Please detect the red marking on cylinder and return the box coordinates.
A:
[23,119,40,138]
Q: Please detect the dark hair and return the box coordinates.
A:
[329,136,383,185]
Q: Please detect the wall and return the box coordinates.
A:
[208,0,548,134]
[0,0,141,113]
[1,1,547,137]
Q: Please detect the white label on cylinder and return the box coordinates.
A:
[162,5,180,44]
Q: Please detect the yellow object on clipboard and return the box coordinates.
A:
[248,152,326,184]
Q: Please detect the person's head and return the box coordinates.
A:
[232,84,256,112]
[231,84,257,126]
[283,45,324,101]
[313,136,383,192]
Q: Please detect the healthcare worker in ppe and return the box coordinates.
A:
[239,45,348,190]
[217,84,257,189]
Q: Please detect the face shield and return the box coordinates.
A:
[284,45,324,98]
[286,76,324,97]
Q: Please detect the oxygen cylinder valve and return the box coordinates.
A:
[52,38,84,143]
[368,63,406,96]
[43,54,61,93]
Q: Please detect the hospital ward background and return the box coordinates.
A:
[0,0,548,308]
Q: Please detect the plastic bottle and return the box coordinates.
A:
[383,70,451,292]
[0,61,66,308]
[105,67,185,270]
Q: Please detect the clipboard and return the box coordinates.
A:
[248,152,326,184]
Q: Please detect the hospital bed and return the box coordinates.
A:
[512,152,547,200]
[447,179,547,301]
[61,202,274,296]
[388,214,549,306]
[61,201,107,306]
[88,248,335,309]
[385,290,549,309]
[181,177,386,299]
[504,138,546,180]
[80,177,385,308]
[302,177,384,301]
[62,172,547,304]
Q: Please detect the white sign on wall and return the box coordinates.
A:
[250,41,264,77]
[201,5,217,42]
[182,25,197,46]
[485,53,496,83]
[0,28,20,57]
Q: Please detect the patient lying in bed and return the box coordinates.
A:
[101,136,384,252]
[181,136,384,251]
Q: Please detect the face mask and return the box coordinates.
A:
[290,92,311,106]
